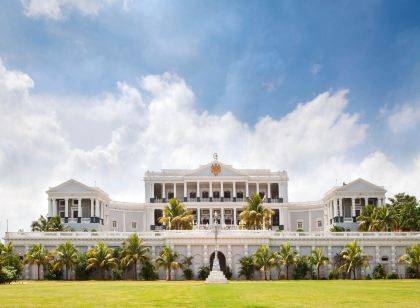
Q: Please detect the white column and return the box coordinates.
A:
[78,198,82,218]
[278,182,282,199]
[197,208,201,226]
[245,182,249,198]
[173,183,177,199]
[52,199,57,217]
[220,181,224,198]
[48,199,53,217]
[351,198,356,217]
[233,208,237,225]
[244,245,248,256]
[391,246,396,273]
[196,181,200,198]
[184,182,187,198]
[151,182,155,199]
[340,198,343,217]
[221,208,225,226]
[162,183,166,199]
[233,182,236,198]
[267,183,271,198]
[64,198,69,218]
[90,199,94,218]
[95,200,100,218]
[209,208,213,224]
[256,182,260,194]
[365,197,368,207]
[210,181,213,198]
[308,211,312,231]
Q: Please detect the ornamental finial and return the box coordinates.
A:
[213,153,218,161]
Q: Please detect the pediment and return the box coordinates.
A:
[48,179,94,193]
[336,178,386,193]
[186,162,246,177]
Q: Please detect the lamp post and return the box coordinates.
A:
[212,212,220,271]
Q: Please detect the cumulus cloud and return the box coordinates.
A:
[20,0,110,20]
[1,59,420,237]
[387,103,420,133]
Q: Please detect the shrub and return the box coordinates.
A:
[112,268,123,280]
[293,256,310,280]
[75,253,89,280]
[0,266,18,284]
[372,264,386,279]
[140,260,158,281]
[328,268,339,280]
[183,268,193,280]
[406,267,417,279]
[45,265,63,280]
[386,272,399,279]
[296,228,304,233]
[198,266,210,280]
[224,266,232,280]
[365,274,372,280]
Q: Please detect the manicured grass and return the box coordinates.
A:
[0,280,419,307]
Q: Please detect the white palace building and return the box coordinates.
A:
[4,155,420,279]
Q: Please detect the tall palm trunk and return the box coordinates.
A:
[66,267,69,280]
[167,267,171,281]
[317,266,320,280]
[286,265,289,280]
[264,268,267,280]
[37,264,40,280]
[134,261,137,280]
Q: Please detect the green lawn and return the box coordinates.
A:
[0,280,419,307]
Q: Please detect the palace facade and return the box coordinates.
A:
[4,156,419,279]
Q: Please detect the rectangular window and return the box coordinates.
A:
[202,191,209,198]
[213,191,220,198]
[131,221,137,229]
[112,221,117,228]
[168,192,174,199]
[236,191,243,198]
[297,220,303,229]
[317,219,322,228]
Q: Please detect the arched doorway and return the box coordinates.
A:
[209,251,227,272]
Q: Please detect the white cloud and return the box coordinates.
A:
[311,63,323,75]
[1,59,420,238]
[20,0,110,20]
[387,103,420,133]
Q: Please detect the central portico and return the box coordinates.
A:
[144,155,289,229]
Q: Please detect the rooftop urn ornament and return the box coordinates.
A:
[211,153,221,176]
[205,212,228,284]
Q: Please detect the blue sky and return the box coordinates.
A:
[0,0,420,233]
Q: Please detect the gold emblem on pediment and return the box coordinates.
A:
[211,163,221,176]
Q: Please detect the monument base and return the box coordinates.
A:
[205,270,228,284]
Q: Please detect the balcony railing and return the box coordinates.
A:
[149,197,284,203]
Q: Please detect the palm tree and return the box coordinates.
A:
[31,215,49,231]
[159,198,193,230]
[24,243,49,280]
[238,256,255,280]
[371,207,399,231]
[86,242,117,280]
[253,245,274,280]
[53,241,78,280]
[181,255,194,280]
[357,205,375,231]
[239,193,273,230]
[155,246,181,281]
[47,216,68,231]
[276,243,297,280]
[399,244,420,278]
[307,248,329,279]
[121,233,150,280]
[339,240,369,279]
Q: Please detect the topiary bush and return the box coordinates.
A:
[372,264,386,279]
[386,272,399,279]
[183,268,193,280]
[365,274,372,280]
